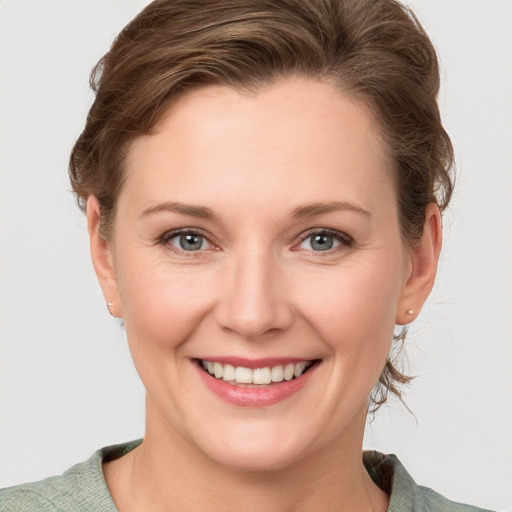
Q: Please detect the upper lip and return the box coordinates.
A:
[194,356,317,369]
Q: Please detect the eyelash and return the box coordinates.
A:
[296,228,353,254]
[159,227,353,256]
[159,228,214,256]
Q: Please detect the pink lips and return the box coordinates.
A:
[194,358,319,407]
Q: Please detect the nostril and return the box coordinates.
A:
[216,308,286,339]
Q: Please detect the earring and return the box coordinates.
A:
[106,302,116,318]
[407,309,414,316]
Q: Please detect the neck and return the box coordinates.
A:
[104,400,389,512]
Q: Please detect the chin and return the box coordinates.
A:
[209,446,304,473]
[194,424,312,473]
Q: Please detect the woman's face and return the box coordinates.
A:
[91,78,434,471]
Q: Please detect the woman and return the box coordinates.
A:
[0,0,498,510]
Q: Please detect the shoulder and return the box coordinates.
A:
[416,485,493,512]
[0,440,142,512]
[363,451,495,512]
[0,485,61,512]
[0,453,105,512]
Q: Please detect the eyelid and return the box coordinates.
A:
[294,228,353,253]
[159,227,218,254]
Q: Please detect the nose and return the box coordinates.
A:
[215,250,294,340]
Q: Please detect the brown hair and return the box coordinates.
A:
[69,0,454,409]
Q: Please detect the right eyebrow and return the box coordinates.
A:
[140,201,217,220]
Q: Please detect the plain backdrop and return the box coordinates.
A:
[0,1,511,510]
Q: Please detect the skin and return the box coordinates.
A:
[88,77,442,512]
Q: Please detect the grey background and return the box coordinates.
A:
[1,1,511,509]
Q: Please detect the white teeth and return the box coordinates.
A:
[294,361,307,378]
[222,364,235,382]
[201,360,313,385]
[284,363,295,381]
[271,365,284,382]
[253,367,272,385]
[213,362,223,379]
[235,367,253,384]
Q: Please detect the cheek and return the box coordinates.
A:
[292,258,402,360]
[117,257,217,353]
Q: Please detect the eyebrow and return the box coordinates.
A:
[290,201,371,219]
[140,200,370,220]
[141,201,217,220]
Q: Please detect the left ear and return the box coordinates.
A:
[396,203,443,325]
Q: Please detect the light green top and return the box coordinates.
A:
[0,440,493,511]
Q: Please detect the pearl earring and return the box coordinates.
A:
[407,309,414,315]
[106,302,116,317]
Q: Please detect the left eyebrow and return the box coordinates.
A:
[291,201,371,219]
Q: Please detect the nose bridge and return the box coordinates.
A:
[216,245,291,338]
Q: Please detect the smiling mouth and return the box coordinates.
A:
[196,359,319,386]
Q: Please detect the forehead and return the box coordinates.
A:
[123,77,395,217]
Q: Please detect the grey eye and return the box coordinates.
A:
[298,231,346,252]
[171,233,208,251]
[309,234,335,251]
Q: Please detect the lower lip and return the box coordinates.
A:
[194,360,319,407]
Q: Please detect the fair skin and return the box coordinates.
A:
[88,77,442,512]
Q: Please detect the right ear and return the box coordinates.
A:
[87,196,122,318]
